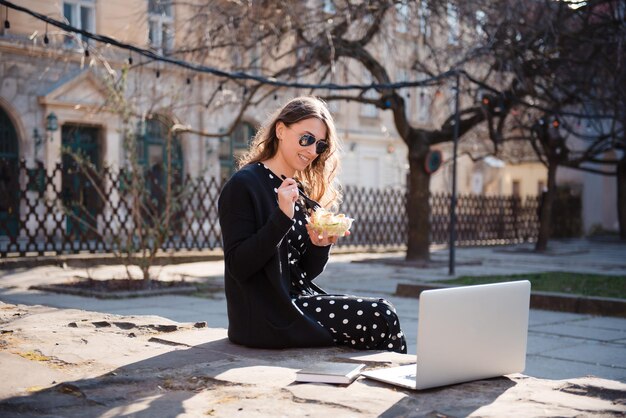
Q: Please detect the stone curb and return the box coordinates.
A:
[0,246,406,270]
[0,251,225,269]
[29,284,199,299]
[395,283,626,318]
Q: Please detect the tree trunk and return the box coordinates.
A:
[535,161,557,252]
[406,142,431,261]
[618,152,626,240]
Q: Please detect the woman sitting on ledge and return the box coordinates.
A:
[218,96,406,353]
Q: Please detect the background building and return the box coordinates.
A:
[0,1,617,237]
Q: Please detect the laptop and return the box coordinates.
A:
[361,280,531,390]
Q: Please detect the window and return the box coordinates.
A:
[220,122,255,179]
[414,71,432,122]
[419,0,431,38]
[537,180,546,195]
[360,71,378,118]
[417,89,432,123]
[148,0,174,54]
[326,90,340,113]
[512,180,521,197]
[322,0,336,14]
[475,10,487,38]
[248,45,262,76]
[446,2,459,45]
[396,2,410,34]
[396,69,412,115]
[63,0,95,46]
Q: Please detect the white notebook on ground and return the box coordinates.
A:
[361,280,531,390]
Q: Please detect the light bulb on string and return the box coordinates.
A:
[43,22,49,45]
[128,53,133,65]
[156,69,160,78]
[4,6,9,29]
[186,77,191,85]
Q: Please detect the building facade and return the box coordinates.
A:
[2,1,612,240]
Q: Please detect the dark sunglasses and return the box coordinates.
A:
[298,133,329,155]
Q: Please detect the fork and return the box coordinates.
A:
[280,175,321,211]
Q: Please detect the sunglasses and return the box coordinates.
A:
[298,133,329,155]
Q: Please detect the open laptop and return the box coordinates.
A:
[361,280,531,390]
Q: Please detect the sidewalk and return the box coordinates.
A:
[1,238,625,383]
[3,304,624,417]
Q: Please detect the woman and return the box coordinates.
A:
[218,96,406,353]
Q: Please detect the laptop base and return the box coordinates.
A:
[361,364,417,390]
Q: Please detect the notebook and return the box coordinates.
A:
[361,280,531,390]
[295,362,366,384]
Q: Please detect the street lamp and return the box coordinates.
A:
[46,112,58,134]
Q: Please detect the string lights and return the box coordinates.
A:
[0,0,612,121]
[0,0,448,92]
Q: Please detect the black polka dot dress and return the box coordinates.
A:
[259,163,407,354]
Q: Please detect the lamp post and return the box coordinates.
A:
[448,71,460,276]
[33,128,43,158]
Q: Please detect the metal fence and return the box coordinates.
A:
[0,160,539,257]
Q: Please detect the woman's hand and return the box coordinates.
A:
[277,177,300,219]
[305,224,350,246]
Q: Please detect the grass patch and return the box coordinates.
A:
[435,272,626,299]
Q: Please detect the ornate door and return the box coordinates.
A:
[0,108,19,237]
[61,125,102,237]
[137,118,184,231]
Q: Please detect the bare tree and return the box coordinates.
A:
[60,66,190,283]
[479,0,625,249]
[176,0,517,261]
[173,0,623,257]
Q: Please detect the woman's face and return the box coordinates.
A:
[276,117,328,173]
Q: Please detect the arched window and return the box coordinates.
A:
[137,115,184,185]
[61,123,102,237]
[135,116,184,232]
[0,107,19,236]
[219,121,255,180]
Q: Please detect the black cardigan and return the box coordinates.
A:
[218,163,334,348]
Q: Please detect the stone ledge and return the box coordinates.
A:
[29,283,198,299]
[395,282,626,318]
[0,246,403,269]
[0,303,625,417]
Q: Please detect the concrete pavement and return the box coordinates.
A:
[1,238,625,383]
[3,304,624,417]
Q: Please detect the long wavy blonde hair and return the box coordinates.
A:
[238,96,341,208]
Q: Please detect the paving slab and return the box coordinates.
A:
[528,309,593,326]
[526,333,585,355]
[576,316,626,331]
[525,354,626,382]
[1,303,625,417]
[542,342,626,369]
[531,323,626,342]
